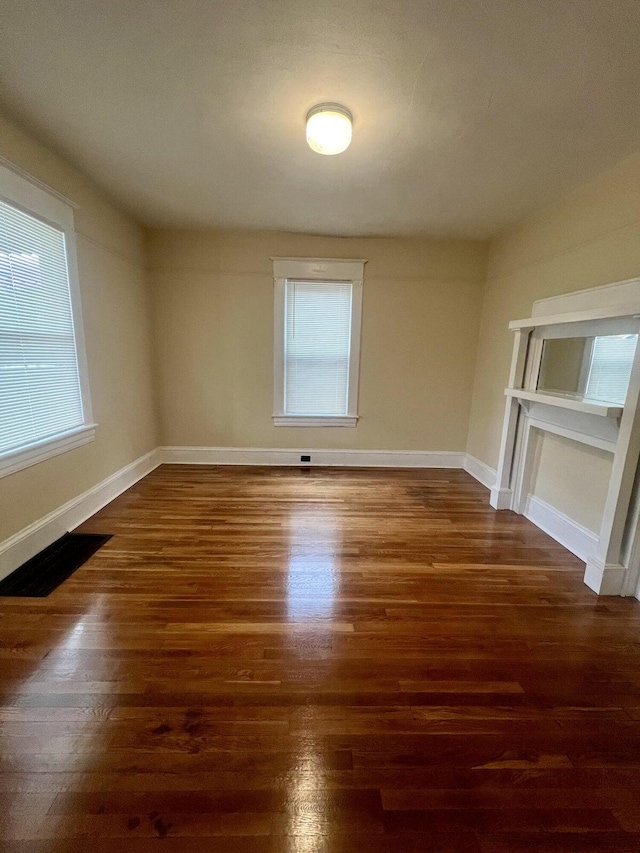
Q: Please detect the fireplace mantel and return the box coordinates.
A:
[492,277,640,598]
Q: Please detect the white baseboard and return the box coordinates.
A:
[463,454,496,490]
[490,486,513,510]
[0,446,489,585]
[0,445,617,598]
[0,448,161,581]
[463,455,514,508]
[464,455,516,510]
[523,493,598,563]
[160,446,466,468]
[463,456,628,597]
[583,557,627,596]
[462,453,497,489]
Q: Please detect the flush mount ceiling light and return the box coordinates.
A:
[306,104,353,155]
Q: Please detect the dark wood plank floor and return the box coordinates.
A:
[2,464,640,851]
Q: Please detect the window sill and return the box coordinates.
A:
[0,424,97,479]
[272,416,358,428]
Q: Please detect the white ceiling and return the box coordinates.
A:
[1,0,640,238]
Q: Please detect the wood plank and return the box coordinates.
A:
[1,464,639,848]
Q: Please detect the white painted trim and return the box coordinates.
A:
[463,454,496,490]
[65,218,94,430]
[496,278,640,596]
[272,263,364,425]
[505,388,623,419]
[1,444,623,599]
[0,160,75,230]
[0,156,79,210]
[510,302,640,332]
[532,277,640,317]
[271,257,367,281]
[464,455,513,511]
[583,558,627,596]
[347,278,363,418]
[0,449,161,581]
[0,424,97,479]
[490,487,513,510]
[0,161,94,464]
[463,455,613,586]
[621,474,640,599]
[532,316,639,340]
[525,409,618,453]
[523,494,598,563]
[272,416,358,427]
[493,329,530,511]
[273,276,286,419]
[160,446,465,469]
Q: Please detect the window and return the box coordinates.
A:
[272,257,365,426]
[585,334,638,405]
[284,281,352,416]
[0,161,94,477]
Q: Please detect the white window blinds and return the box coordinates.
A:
[585,334,638,405]
[284,280,353,416]
[0,198,84,455]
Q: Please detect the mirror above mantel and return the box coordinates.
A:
[492,277,640,599]
[538,334,638,405]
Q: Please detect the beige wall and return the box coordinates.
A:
[529,433,611,533]
[148,230,487,451]
[467,150,640,530]
[4,109,640,547]
[0,114,158,542]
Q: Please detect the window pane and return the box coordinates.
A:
[284,280,352,416]
[0,200,84,454]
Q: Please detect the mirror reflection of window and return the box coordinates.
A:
[538,334,638,405]
[585,335,638,404]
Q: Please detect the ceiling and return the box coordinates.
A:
[1,0,640,238]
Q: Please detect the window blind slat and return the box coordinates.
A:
[0,198,84,455]
[585,334,638,405]
[284,281,352,416]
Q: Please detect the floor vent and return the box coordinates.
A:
[0,533,112,597]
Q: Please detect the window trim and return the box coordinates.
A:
[0,160,95,478]
[271,257,365,427]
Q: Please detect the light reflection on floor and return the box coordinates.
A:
[285,506,339,850]
[286,553,338,620]
[3,602,108,840]
[286,735,329,853]
[286,505,340,622]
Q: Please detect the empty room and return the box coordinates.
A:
[2,1,640,850]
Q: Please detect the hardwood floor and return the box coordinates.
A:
[2,464,640,851]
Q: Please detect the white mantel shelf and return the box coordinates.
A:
[509,301,640,331]
[505,388,623,419]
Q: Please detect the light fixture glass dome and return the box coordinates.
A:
[306,104,352,155]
